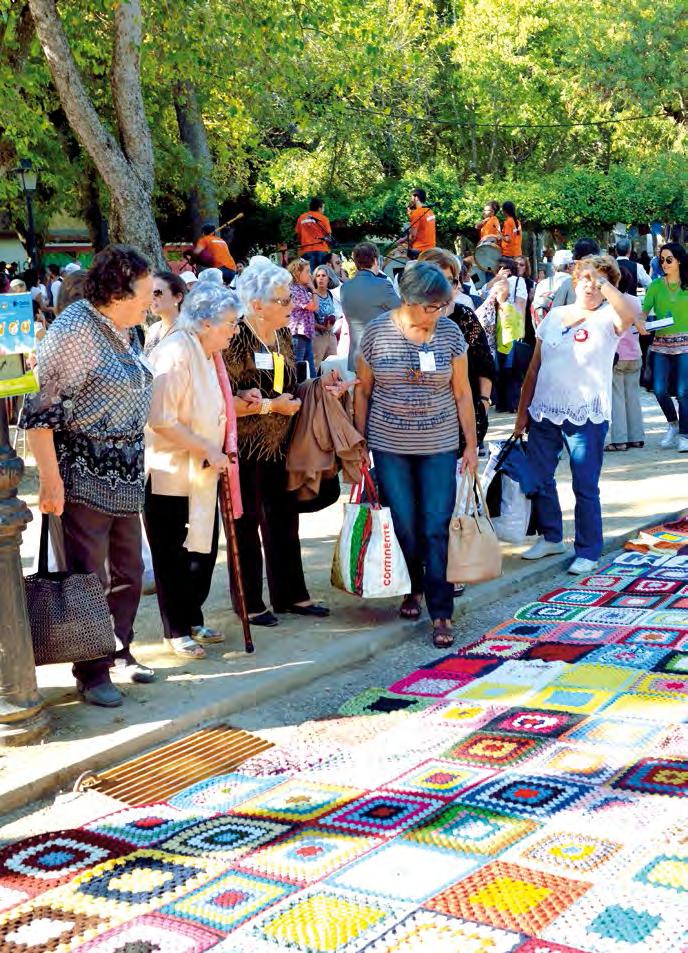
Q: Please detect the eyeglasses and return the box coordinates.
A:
[660,256,674,264]
[270,297,292,307]
[422,301,452,314]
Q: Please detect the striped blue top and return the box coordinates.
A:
[360,311,467,455]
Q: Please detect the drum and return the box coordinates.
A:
[474,238,502,273]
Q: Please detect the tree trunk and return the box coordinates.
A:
[28,0,164,267]
[173,80,217,240]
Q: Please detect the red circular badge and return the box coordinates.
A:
[574,328,589,343]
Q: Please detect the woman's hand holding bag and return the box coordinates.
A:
[447,472,502,585]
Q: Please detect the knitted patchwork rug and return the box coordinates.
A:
[2,541,688,952]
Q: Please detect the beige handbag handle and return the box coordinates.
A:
[455,470,496,531]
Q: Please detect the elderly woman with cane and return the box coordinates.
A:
[144,283,243,659]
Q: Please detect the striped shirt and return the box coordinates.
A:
[360,312,467,455]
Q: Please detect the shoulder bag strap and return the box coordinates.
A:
[38,512,51,577]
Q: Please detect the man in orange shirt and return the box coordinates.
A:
[295,198,332,270]
[403,188,436,259]
[193,224,237,283]
[478,201,502,243]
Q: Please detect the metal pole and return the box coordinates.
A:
[24,187,38,271]
[0,400,50,745]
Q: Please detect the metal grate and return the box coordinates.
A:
[80,724,273,805]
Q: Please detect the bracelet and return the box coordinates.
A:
[479,396,491,405]
[260,399,271,415]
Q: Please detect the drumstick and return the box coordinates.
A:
[211,213,244,235]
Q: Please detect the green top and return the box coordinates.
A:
[643,277,688,336]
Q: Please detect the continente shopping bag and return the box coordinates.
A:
[331,466,411,598]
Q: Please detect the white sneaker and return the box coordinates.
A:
[660,423,679,449]
[568,557,600,575]
[679,435,688,453]
[521,538,568,560]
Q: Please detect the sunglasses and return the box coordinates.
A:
[270,297,292,307]
[152,289,165,297]
[660,256,674,264]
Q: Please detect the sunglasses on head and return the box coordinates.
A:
[660,256,674,264]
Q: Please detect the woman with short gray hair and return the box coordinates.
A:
[144,282,242,659]
[354,260,478,648]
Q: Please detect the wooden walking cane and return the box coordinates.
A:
[219,470,254,654]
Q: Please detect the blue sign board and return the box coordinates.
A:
[0,292,35,354]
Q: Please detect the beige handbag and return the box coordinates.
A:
[447,471,502,584]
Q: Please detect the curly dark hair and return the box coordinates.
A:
[84,245,151,307]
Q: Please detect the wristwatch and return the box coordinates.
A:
[479,396,492,406]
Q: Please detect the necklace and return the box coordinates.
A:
[245,318,280,354]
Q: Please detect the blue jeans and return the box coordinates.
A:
[291,335,316,378]
[652,351,688,434]
[527,415,608,561]
[303,251,328,271]
[374,450,457,620]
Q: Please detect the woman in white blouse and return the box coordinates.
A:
[144,283,243,659]
[515,256,636,575]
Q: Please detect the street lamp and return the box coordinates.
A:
[12,159,39,271]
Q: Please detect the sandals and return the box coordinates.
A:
[165,636,206,659]
[604,443,628,452]
[432,620,455,648]
[191,625,224,644]
[400,595,422,620]
[627,441,644,449]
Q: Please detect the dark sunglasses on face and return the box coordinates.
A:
[660,256,674,264]
[152,289,165,297]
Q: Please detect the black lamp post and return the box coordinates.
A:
[12,158,39,270]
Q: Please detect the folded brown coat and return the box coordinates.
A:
[286,378,366,500]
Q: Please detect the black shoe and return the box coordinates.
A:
[454,585,465,598]
[113,655,156,683]
[77,680,123,707]
[275,603,330,617]
[247,610,279,627]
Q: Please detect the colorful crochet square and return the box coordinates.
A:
[526,744,620,785]
[621,626,684,647]
[483,620,561,641]
[522,642,598,664]
[612,551,668,568]
[159,815,290,859]
[482,709,584,738]
[167,773,282,814]
[646,565,688,581]
[384,759,495,798]
[655,651,688,674]
[387,670,474,697]
[634,853,688,894]
[514,942,589,953]
[514,603,587,623]
[600,692,688,722]
[0,829,129,898]
[325,840,480,902]
[459,774,589,819]
[631,673,688,697]
[539,588,613,607]
[424,860,591,934]
[551,663,638,692]
[584,643,671,669]
[562,717,662,751]
[244,887,404,952]
[606,593,667,609]
[524,685,613,715]
[236,828,381,885]
[406,804,537,855]
[60,849,220,919]
[667,594,688,610]
[161,870,297,932]
[86,805,200,847]
[464,637,533,659]
[363,909,524,953]
[547,623,629,644]
[519,831,623,875]
[442,732,546,768]
[338,688,433,716]
[642,609,688,629]
[624,577,683,595]
[579,573,629,590]
[576,606,650,627]
[75,912,222,952]
[420,655,501,678]
[598,562,646,577]
[0,901,105,953]
[611,757,688,797]
[320,792,443,835]
[232,779,362,822]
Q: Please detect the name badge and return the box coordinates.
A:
[254,352,272,370]
[419,350,436,372]
[272,353,285,394]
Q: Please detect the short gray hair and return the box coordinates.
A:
[177,283,240,332]
[237,261,292,310]
[615,237,631,257]
[399,260,452,305]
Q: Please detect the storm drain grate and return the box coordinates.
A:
[80,724,273,805]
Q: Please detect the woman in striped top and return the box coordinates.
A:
[354,261,478,648]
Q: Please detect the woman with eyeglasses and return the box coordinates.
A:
[639,243,688,452]
[145,271,187,355]
[354,261,478,648]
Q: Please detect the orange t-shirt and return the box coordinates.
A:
[501,216,522,257]
[409,206,436,251]
[479,215,502,242]
[295,211,332,254]
[196,235,236,270]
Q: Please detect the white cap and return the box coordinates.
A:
[197,268,223,285]
[552,249,573,268]
[63,262,81,274]
[179,271,198,286]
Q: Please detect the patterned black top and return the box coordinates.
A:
[20,299,153,516]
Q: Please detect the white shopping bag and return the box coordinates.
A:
[492,473,531,543]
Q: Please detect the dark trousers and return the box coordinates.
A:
[292,334,317,378]
[495,350,520,412]
[143,482,219,640]
[62,501,143,688]
[374,449,457,620]
[232,457,310,614]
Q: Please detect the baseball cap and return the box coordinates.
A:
[552,249,573,268]
[179,271,198,286]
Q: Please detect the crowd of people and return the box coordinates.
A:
[3,191,687,708]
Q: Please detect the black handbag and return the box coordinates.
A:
[25,514,116,666]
